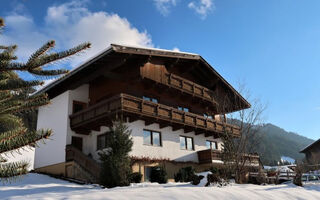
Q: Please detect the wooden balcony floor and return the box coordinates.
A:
[70,93,240,137]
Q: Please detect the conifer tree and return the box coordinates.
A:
[0,17,90,179]
[99,121,133,188]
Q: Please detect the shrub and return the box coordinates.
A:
[174,166,195,182]
[150,166,167,184]
[256,171,267,185]
[209,166,218,175]
[128,172,142,183]
[99,121,133,188]
[191,175,204,185]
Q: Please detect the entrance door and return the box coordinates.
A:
[71,136,83,151]
[144,166,152,182]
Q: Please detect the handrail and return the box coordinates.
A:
[65,145,101,179]
[70,93,240,136]
[140,69,218,105]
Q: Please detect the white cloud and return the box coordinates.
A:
[153,0,177,16]
[188,0,214,19]
[2,0,153,68]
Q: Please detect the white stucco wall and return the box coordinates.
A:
[128,120,223,162]
[81,120,223,163]
[4,146,35,170]
[66,84,89,146]
[34,84,89,169]
[34,91,70,169]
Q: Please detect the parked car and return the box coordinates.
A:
[301,174,320,182]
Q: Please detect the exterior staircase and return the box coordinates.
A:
[65,145,101,183]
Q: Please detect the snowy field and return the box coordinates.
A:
[0,173,319,200]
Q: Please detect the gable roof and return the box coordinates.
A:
[300,138,320,153]
[36,44,250,110]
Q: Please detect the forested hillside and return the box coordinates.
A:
[255,123,314,165]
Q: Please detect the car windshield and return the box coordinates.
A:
[308,175,318,181]
[302,175,307,181]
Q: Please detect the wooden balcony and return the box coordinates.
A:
[70,93,240,137]
[140,67,218,106]
[197,149,260,166]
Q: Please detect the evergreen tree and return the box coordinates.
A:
[0,17,90,179]
[99,121,133,188]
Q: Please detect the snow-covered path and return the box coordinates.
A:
[0,173,319,200]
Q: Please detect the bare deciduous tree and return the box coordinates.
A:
[220,83,267,184]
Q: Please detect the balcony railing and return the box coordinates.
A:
[140,69,217,105]
[197,149,260,166]
[65,145,101,179]
[70,93,240,137]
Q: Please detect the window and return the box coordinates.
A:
[178,106,189,112]
[73,101,87,113]
[143,130,161,146]
[143,96,158,103]
[180,136,194,150]
[206,140,218,150]
[97,134,107,150]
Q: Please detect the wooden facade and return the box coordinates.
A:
[61,45,250,138]
[197,149,260,166]
[300,139,320,164]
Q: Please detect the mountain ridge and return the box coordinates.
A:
[255,123,315,165]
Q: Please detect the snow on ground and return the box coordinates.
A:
[0,173,320,200]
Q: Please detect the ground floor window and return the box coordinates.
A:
[97,134,107,150]
[143,130,162,146]
[180,136,194,150]
[206,140,218,150]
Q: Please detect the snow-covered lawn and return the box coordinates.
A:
[0,173,319,200]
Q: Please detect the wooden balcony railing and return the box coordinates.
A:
[65,145,101,179]
[140,69,217,105]
[70,93,240,137]
[197,149,260,166]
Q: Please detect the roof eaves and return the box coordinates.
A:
[34,46,114,95]
[300,138,320,153]
[199,56,251,109]
[111,44,200,60]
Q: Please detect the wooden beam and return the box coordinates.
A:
[144,120,154,126]
[128,116,138,123]
[194,129,202,135]
[172,125,182,131]
[159,122,170,129]
[184,127,194,134]
[205,132,213,137]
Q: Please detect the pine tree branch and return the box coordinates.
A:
[29,69,68,76]
[0,161,28,179]
[0,79,42,91]
[27,41,55,65]
[0,129,52,154]
[26,42,90,70]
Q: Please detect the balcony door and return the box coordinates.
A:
[71,136,83,151]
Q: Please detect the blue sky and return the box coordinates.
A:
[1,0,320,140]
